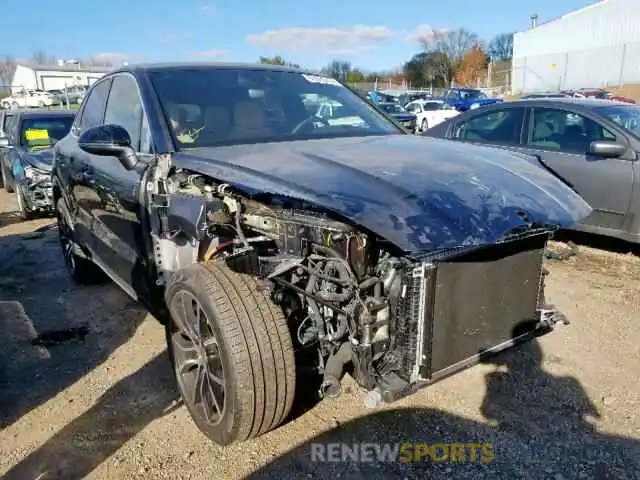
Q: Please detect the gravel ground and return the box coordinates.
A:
[0,189,638,480]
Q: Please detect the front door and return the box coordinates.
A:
[83,73,153,297]
[57,77,112,249]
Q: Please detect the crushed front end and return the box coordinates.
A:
[18,163,54,213]
[162,171,573,405]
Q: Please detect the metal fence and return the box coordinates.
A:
[512,40,640,93]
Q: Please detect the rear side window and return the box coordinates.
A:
[453,108,524,145]
[78,79,111,132]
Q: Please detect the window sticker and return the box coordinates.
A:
[24,129,50,141]
[301,74,342,86]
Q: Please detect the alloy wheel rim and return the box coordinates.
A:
[170,290,226,425]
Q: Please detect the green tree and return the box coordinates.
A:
[345,69,366,83]
[403,52,449,88]
[321,60,353,82]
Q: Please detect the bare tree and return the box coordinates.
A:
[420,28,480,87]
[31,50,56,65]
[0,56,17,95]
[488,33,514,62]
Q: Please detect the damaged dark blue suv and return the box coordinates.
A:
[52,62,591,446]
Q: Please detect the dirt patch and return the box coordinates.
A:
[0,190,638,479]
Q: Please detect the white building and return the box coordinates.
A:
[10,61,113,93]
[512,0,640,93]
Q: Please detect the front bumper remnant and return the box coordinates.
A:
[22,175,54,212]
[374,233,567,404]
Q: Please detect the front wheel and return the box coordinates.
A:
[421,118,428,132]
[15,184,33,220]
[165,262,296,445]
[2,162,14,193]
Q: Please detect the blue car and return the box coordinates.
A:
[377,102,417,132]
[441,88,503,112]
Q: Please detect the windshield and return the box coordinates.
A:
[148,68,402,148]
[596,105,640,137]
[379,103,407,114]
[19,115,74,149]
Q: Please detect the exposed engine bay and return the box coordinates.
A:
[158,168,567,402]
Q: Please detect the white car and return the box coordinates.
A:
[315,101,366,127]
[405,99,460,132]
[0,90,55,109]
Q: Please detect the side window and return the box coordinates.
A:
[104,75,143,150]
[140,114,153,154]
[78,79,111,132]
[453,108,524,145]
[2,114,14,132]
[6,115,18,144]
[423,103,440,111]
[527,108,617,154]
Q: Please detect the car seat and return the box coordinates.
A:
[530,120,561,150]
[228,99,275,140]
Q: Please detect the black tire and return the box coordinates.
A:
[421,118,428,132]
[15,184,33,220]
[56,198,104,284]
[2,162,14,193]
[165,262,296,445]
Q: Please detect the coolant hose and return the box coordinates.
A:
[320,342,354,398]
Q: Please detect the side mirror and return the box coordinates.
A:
[78,124,138,170]
[0,136,9,147]
[588,140,627,158]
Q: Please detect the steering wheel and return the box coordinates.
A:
[291,115,331,134]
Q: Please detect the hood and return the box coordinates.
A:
[177,135,592,253]
[21,147,54,172]
[390,113,416,121]
[453,98,502,108]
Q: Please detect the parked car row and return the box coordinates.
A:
[521,87,636,104]
[0,90,56,109]
[366,87,505,133]
[0,86,88,110]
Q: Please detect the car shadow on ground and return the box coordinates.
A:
[2,351,181,480]
[555,230,639,256]
[248,336,640,479]
[0,227,148,429]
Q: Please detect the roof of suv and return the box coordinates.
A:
[112,61,312,75]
